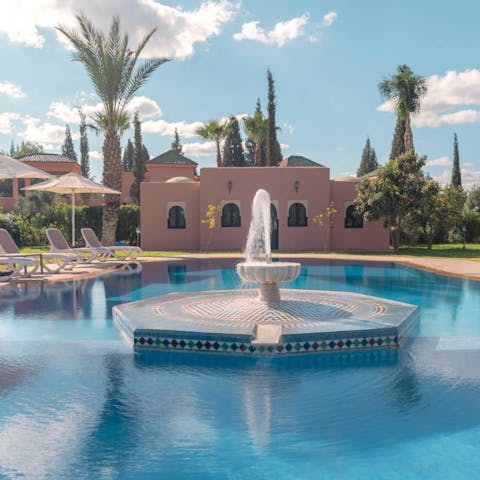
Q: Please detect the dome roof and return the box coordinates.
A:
[165,176,195,183]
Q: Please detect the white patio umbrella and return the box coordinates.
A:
[23,172,120,246]
[0,153,54,179]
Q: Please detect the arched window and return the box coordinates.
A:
[221,203,241,227]
[345,204,363,228]
[168,205,186,229]
[288,202,308,227]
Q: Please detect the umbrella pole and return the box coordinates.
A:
[72,190,76,246]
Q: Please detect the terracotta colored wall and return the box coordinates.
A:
[121,172,134,204]
[23,161,81,175]
[146,165,196,182]
[140,181,200,250]
[198,167,332,251]
[329,180,389,251]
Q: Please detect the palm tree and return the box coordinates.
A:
[57,15,169,245]
[243,111,267,167]
[378,65,427,153]
[196,120,228,167]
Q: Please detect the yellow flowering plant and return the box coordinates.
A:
[312,202,337,251]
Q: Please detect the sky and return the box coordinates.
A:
[0,0,480,186]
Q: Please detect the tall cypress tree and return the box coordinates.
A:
[62,125,77,161]
[78,110,90,178]
[122,139,134,171]
[171,128,183,154]
[222,117,245,167]
[389,116,406,160]
[266,69,281,166]
[357,137,379,176]
[451,133,462,186]
[130,112,147,203]
[9,141,14,157]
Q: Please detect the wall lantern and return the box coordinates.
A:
[294,180,300,193]
[227,180,233,194]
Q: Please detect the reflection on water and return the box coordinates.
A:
[0,259,480,478]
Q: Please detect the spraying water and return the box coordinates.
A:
[245,189,272,263]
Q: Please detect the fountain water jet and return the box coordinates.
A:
[237,189,300,303]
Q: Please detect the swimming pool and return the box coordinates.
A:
[0,258,479,479]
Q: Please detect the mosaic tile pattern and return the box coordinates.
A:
[153,290,388,330]
[113,288,419,356]
[133,334,399,354]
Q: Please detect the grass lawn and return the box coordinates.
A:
[20,244,480,259]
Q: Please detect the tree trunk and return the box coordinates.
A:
[404,114,414,153]
[215,140,222,167]
[254,141,261,167]
[101,128,122,246]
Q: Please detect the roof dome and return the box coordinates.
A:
[165,176,195,183]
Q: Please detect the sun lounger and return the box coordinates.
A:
[81,228,142,260]
[0,228,79,273]
[46,228,111,263]
[0,256,39,282]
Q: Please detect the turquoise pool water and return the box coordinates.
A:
[0,259,479,479]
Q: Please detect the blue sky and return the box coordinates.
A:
[0,0,480,186]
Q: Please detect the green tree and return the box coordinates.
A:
[130,112,147,203]
[357,137,379,176]
[11,141,43,158]
[171,127,183,154]
[196,120,228,167]
[245,99,267,166]
[243,107,267,167]
[78,109,90,178]
[122,139,134,171]
[379,65,427,153]
[57,15,168,245]
[266,69,282,166]
[389,117,406,160]
[62,125,77,161]
[451,133,462,186]
[354,150,426,252]
[466,185,480,211]
[223,117,245,167]
[9,141,14,157]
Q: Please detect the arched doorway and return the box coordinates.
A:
[270,204,279,250]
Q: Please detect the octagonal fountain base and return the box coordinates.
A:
[113,289,419,356]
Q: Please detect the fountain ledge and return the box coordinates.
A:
[113,289,419,356]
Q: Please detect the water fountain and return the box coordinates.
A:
[237,189,300,303]
[113,189,419,356]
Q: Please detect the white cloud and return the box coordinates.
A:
[143,119,204,138]
[0,0,237,59]
[434,167,480,188]
[0,81,26,99]
[322,11,337,27]
[233,13,309,47]
[378,69,480,127]
[183,141,217,157]
[283,122,294,135]
[0,112,21,134]
[89,150,102,159]
[17,116,68,145]
[425,156,450,167]
[47,96,162,124]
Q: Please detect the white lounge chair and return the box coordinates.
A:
[81,228,142,260]
[0,228,78,273]
[0,256,39,282]
[46,228,111,263]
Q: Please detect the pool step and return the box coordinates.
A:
[251,324,282,346]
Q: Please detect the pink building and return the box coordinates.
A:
[0,153,82,211]
[140,152,389,252]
